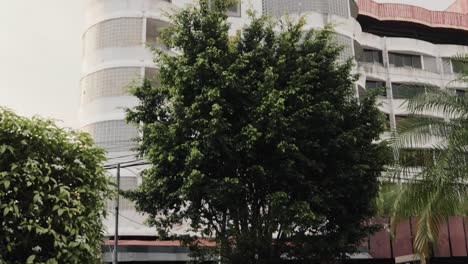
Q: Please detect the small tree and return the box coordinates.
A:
[386,55,468,263]
[0,108,112,264]
[127,0,388,263]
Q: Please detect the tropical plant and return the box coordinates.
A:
[0,107,112,264]
[386,55,468,262]
[126,0,388,263]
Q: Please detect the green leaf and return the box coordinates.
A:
[3,180,10,189]
[26,255,36,264]
[3,207,10,216]
[0,145,6,155]
[33,193,41,203]
[58,209,64,216]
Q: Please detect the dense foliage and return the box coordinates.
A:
[127,0,388,263]
[386,55,468,262]
[0,108,111,264]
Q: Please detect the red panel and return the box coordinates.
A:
[356,0,468,31]
[449,216,467,256]
[434,220,451,257]
[394,219,413,257]
[369,217,392,259]
[446,0,468,14]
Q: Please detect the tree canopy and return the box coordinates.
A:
[126,0,388,263]
[0,108,111,264]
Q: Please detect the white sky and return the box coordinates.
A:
[0,0,85,128]
[374,0,455,10]
[0,0,458,128]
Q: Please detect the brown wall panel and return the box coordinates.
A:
[434,220,451,257]
[369,218,392,258]
[394,219,413,257]
[449,217,467,257]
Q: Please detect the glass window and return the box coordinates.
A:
[456,89,466,97]
[452,59,468,74]
[392,83,426,99]
[362,49,383,64]
[399,149,435,167]
[395,115,409,128]
[227,1,241,17]
[388,52,422,69]
[365,80,386,96]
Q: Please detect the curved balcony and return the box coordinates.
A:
[356,0,468,31]
[84,0,175,30]
[262,0,350,18]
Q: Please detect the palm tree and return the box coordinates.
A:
[384,55,468,263]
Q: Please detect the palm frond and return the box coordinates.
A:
[384,58,468,260]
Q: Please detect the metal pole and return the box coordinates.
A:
[113,163,120,264]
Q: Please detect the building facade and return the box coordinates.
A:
[80,0,468,262]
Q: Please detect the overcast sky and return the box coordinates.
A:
[0,0,457,128]
[0,0,85,128]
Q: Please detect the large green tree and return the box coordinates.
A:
[386,55,468,263]
[126,0,388,263]
[0,108,112,264]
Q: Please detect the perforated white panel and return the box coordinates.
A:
[329,0,349,17]
[81,67,142,104]
[84,18,143,54]
[82,120,139,152]
[263,0,328,17]
[106,177,139,211]
[262,0,349,17]
[333,33,354,61]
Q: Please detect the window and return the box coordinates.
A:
[362,49,383,64]
[452,59,468,74]
[228,2,241,16]
[394,115,409,128]
[388,52,422,69]
[365,80,386,96]
[423,56,438,73]
[456,89,466,97]
[399,149,435,167]
[442,58,452,74]
[144,68,161,88]
[146,19,171,49]
[392,83,426,99]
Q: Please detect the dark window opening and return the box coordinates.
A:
[366,80,387,96]
[146,19,171,49]
[456,89,466,97]
[399,148,435,167]
[452,59,468,74]
[362,49,383,64]
[228,1,241,17]
[144,68,161,88]
[395,115,408,128]
[389,52,422,69]
[392,83,426,99]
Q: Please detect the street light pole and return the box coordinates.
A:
[112,163,121,264]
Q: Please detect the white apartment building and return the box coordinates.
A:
[80,0,468,262]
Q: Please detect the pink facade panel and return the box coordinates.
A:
[446,0,468,14]
[449,217,468,257]
[369,218,392,258]
[434,220,451,257]
[394,219,413,257]
[357,0,468,31]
